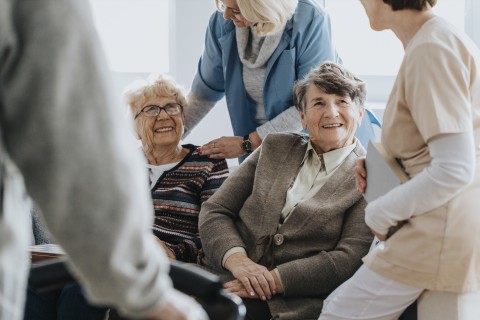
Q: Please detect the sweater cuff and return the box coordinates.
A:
[222,247,247,268]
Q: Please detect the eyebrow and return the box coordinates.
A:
[309,97,325,104]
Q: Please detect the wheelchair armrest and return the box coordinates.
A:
[29,258,246,320]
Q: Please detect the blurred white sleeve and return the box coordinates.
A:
[366,132,474,235]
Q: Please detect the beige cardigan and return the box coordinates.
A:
[199,133,373,320]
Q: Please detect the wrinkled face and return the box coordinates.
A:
[134,96,184,151]
[300,85,364,153]
[220,0,254,28]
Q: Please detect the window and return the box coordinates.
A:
[323,0,471,103]
[88,0,169,73]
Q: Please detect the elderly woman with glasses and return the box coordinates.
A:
[124,74,229,262]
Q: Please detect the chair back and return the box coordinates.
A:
[355,108,382,149]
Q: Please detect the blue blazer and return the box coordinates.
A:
[191,0,341,137]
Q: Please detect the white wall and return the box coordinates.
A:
[169,0,234,165]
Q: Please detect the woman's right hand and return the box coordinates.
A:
[154,237,176,260]
[354,157,367,193]
[224,253,276,300]
[147,289,208,320]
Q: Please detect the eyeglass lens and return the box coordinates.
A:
[143,103,182,116]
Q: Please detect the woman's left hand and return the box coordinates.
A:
[197,136,245,159]
[224,279,257,299]
[223,270,283,298]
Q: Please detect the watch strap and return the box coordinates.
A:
[242,134,252,153]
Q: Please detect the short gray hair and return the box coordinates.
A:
[293,62,366,112]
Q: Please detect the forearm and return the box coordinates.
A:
[366,133,475,235]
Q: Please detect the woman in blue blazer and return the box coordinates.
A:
[186,0,341,161]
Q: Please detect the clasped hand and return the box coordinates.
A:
[224,253,278,300]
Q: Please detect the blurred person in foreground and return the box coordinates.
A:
[0,0,207,319]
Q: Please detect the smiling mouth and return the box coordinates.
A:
[322,124,343,128]
[154,127,174,133]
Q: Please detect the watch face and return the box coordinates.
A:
[242,139,252,153]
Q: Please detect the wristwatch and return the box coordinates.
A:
[242,134,253,154]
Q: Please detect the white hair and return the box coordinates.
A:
[238,0,298,36]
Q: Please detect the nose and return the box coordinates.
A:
[223,9,232,20]
[323,103,339,118]
[156,108,169,119]
[223,7,235,20]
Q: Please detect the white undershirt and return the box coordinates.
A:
[146,162,178,189]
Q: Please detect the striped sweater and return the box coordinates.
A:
[151,144,229,263]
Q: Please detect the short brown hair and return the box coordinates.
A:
[293,62,366,112]
[382,0,437,11]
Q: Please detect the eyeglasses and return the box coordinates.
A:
[134,103,183,119]
[218,1,241,15]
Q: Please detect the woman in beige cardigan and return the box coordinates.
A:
[198,62,373,320]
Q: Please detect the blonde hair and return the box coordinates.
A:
[215,0,298,36]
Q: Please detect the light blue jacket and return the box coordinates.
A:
[191,0,341,137]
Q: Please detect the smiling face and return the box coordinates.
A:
[134,95,184,153]
[220,0,254,28]
[300,85,364,154]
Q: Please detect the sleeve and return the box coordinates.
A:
[405,42,472,141]
[187,13,226,131]
[2,1,172,318]
[199,149,261,269]
[295,6,339,79]
[200,158,230,202]
[183,91,217,137]
[164,158,229,263]
[256,106,303,139]
[276,199,372,297]
[366,133,475,235]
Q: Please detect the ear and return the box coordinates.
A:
[300,109,307,130]
[134,120,141,140]
[356,106,365,128]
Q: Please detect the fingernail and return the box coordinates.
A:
[261,296,266,301]
[272,291,276,295]
[250,292,255,296]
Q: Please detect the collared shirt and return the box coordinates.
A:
[280,138,357,223]
[222,138,357,268]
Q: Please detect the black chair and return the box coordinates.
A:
[29,258,245,320]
